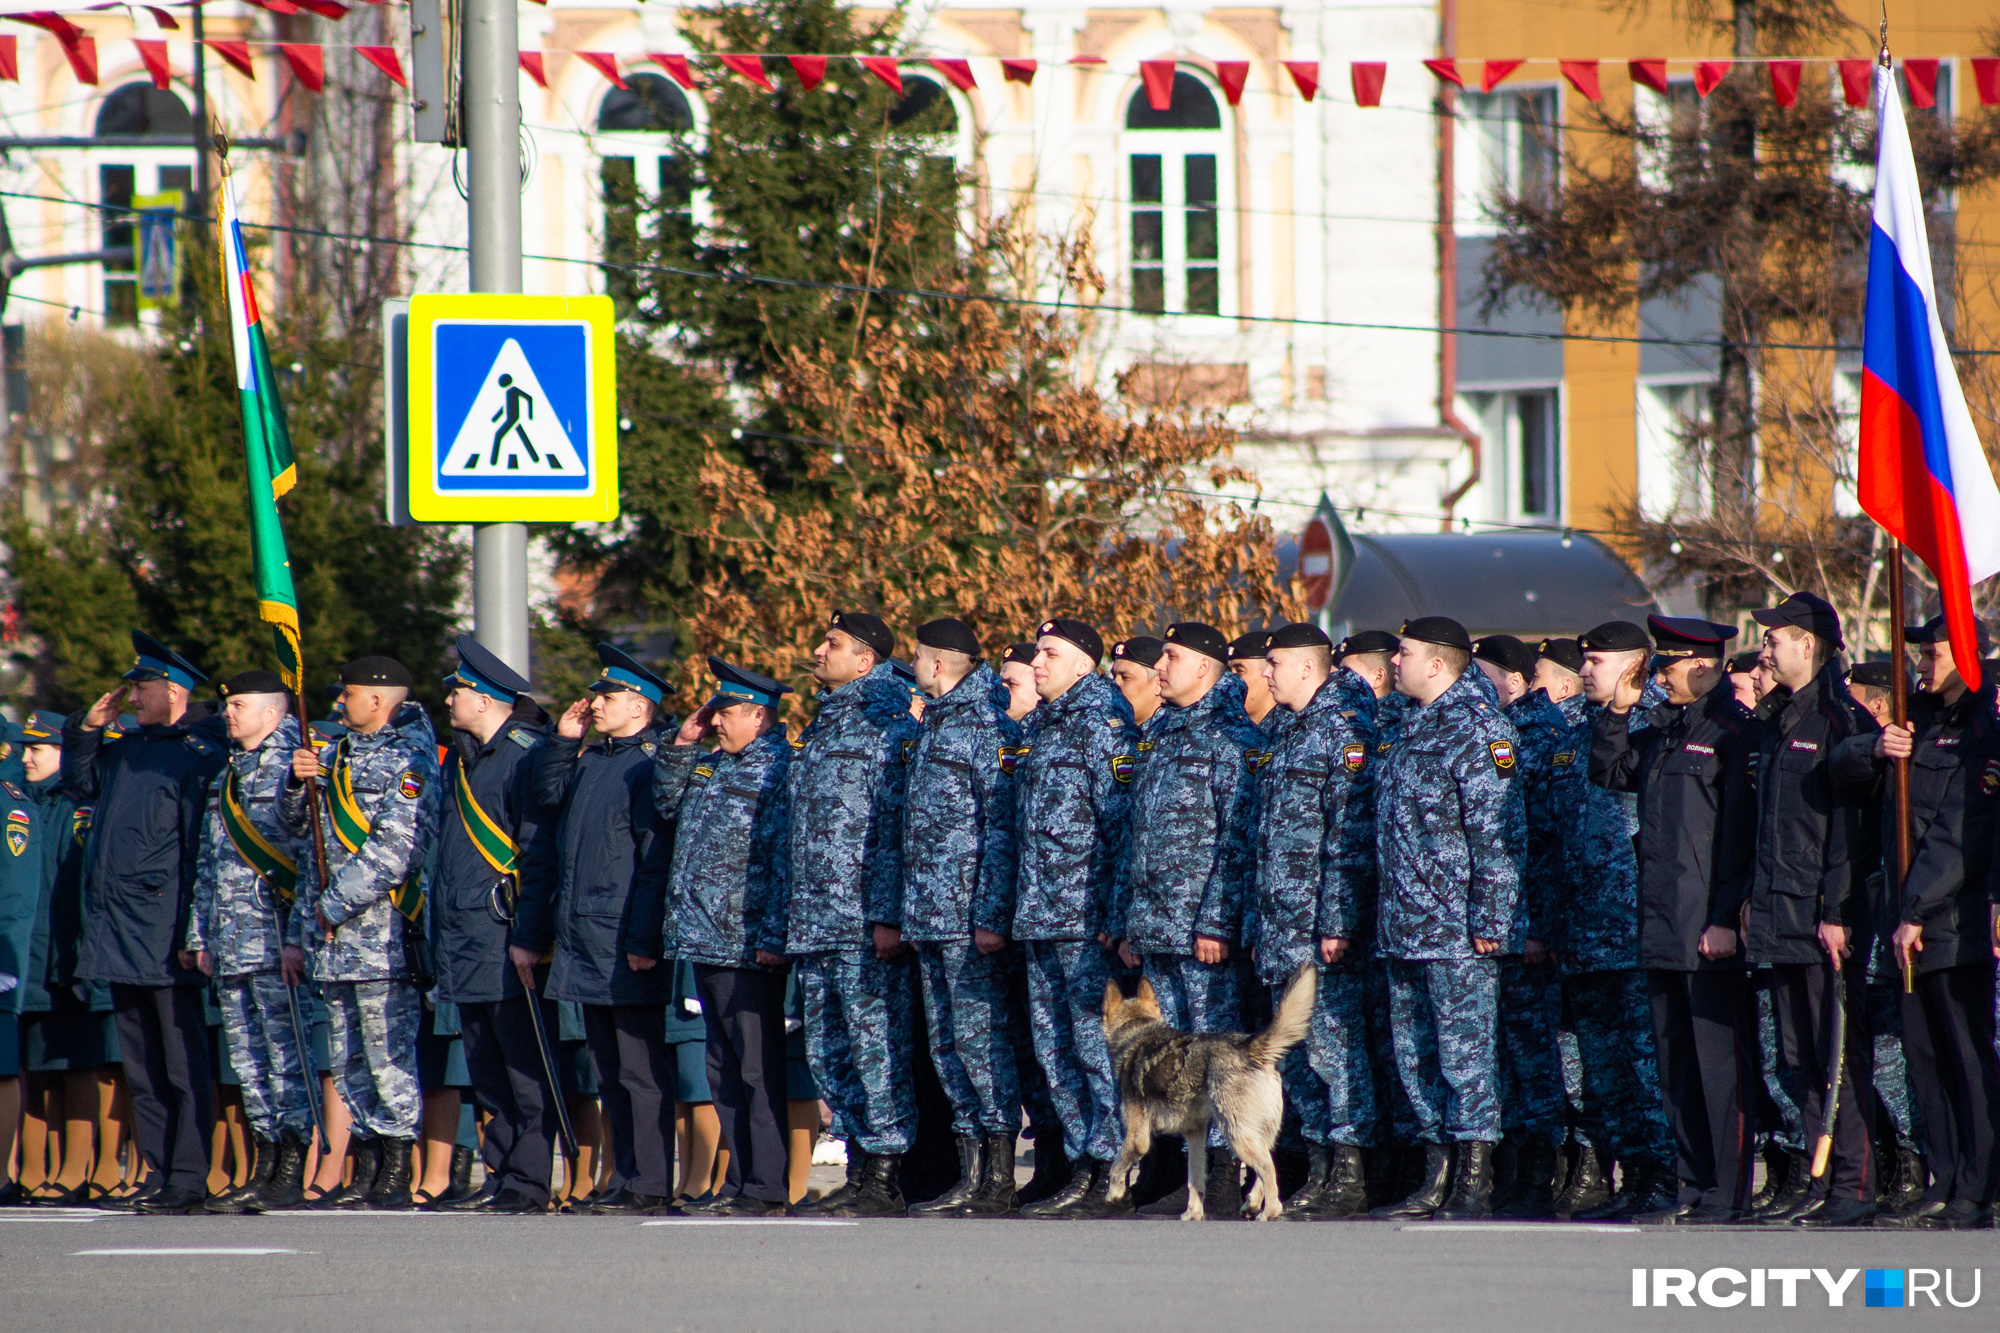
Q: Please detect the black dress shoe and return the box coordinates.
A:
[1794,1196,1877,1228]
[590,1188,669,1215]
[686,1193,789,1218]
[482,1190,550,1214]
[438,1179,501,1212]
[1916,1198,1988,1231]
[136,1184,207,1215]
[1633,1197,1699,1225]
[1875,1197,1947,1229]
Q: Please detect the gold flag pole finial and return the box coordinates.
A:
[212,123,232,180]
[1878,9,1891,69]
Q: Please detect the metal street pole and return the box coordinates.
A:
[463,0,529,674]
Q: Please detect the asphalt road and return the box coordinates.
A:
[3,1208,1996,1332]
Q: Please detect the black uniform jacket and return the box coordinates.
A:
[61,711,228,987]
[1831,682,1999,976]
[516,724,673,1007]
[1591,678,1760,971]
[433,709,548,1005]
[1743,664,1874,968]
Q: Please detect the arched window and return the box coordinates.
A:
[1122,74,1228,316]
[596,73,693,133]
[94,83,194,324]
[889,75,958,135]
[95,83,192,137]
[596,74,698,306]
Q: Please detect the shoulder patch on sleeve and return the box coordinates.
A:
[1342,742,1366,773]
[1488,739,1516,772]
[398,771,425,800]
[1982,758,2000,797]
[1109,754,1135,783]
[508,729,537,749]
[5,817,26,858]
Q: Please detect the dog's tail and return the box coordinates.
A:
[1243,963,1316,1069]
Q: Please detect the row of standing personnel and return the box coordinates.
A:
[4,590,1992,1226]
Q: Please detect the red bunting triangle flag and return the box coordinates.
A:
[518,51,546,88]
[142,6,178,29]
[1837,58,1871,107]
[1214,60,1248,106]
[61,33,95,83]
[294,0,348,17]
[133,38,170,90]
[0,36,16,83]
[1974,58,2000,107]
[1693,59,1731,97]
[1627,58,1668,95]
[1000,58,1036,85]
[718,54,773,90]
[205,40,255,79]
[1768,59,1801,107]
[858,56,902,93]
[1139,59,1175,110]
[1481,59,1523,92]
[1422,58,1462,87]
[577,52,625,90]
[1902,58,1938,109]
[1283,60,1318,102]
[1559,59,1601,102]
[649,53,698,89]
[356,44,406,88]
[278,43,324,92]
[1350,61,1385,107]
[928,57,974,91]
[786,55,826,90]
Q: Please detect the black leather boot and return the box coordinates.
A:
[247,1132,308,1212]
[1497,1136,1559,1218]
[956,1133,1017,1216]
[1744,1149,1812,1222]
[313,1137,381,1210]
[1281,1144,1333,1218]
[1023,1151,1098,1219]
[1576,1158,1641,1221]
[795,1144,866,1215]
[1371,1143,1454,1220]
[1434,1141,1496,1220]
[1015,1131,1072,1208]
[1486,1136,1522,1214]
[1051,1159,1135,1219]
[366,1138,416,1210]
[909,1136,984,1217]
[1552,1144,1610,1219]
[432,1144,475,1207]
[208,1134,278,1214]
[829,1151,906,1218]
[1200,1144,1242,1220]
[1309,1144,1369,1220]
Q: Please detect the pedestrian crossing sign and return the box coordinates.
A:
[405,294,619,522]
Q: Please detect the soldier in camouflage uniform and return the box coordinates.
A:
[284,657,441,1211]
[185,672,312,1213]
[896,619,1025,1217]
[1014,618,1136,1219]
[1109,637,1165,739]
[785,612,923,1219]
[1227,630,1278,732]
[1122,622,1263,1217]
[1368,618,1525,1222]
[1248,623,1378,1219]
[1478,636,1575,1217]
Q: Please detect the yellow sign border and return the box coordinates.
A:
[406,293,619,523]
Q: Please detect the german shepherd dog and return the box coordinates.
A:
[1101,966,1316,1221]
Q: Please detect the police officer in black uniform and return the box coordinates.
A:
[431,636,555,1213]
[61,631,229,1213]
[1591,614,1762,1224]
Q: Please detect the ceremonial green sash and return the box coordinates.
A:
[329,739,425,922]
[219,766,298,906]
[451,754,518,878]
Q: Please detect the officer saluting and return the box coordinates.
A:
[516,643,676,1214]
[284,656,441,1211]
[61,631,228,1213]
[431,636,554,1214]
[653,656,796,1217]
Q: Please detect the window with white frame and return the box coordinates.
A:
[1455,87,1558,233]
[598,73,698,304]
[1633,80,1702,193]
[1831,367,1863,516]
[1123,74,1230,316]
[1461,387,1564,523]
[1636,378,1715,521]
[94,84,195,326]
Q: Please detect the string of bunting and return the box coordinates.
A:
[0,22,1995,114]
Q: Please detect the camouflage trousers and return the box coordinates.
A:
[1752,972,1808,1152]
[1564,969,1673,1171]
[1384,956,1502,1143]
[1498,956,1566,1141]
[1368,960,1418,1144]
[1022,939,1121,1164]
[915,940,1022,1136]
[1001,943,1061,1141]
[1559,1026,1591,1148]
[322,979,422,1140]
[1143,953,1245,1148]
[1276,958,1378,1148]
[797,949,916,1155]
[215,972,313,1141]
[1867,982,1923,1151]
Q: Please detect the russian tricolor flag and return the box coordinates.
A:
[1858,66,2000,691]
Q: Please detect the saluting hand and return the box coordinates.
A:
[556,698,592,741]
[292,748,322,783]
[1608,667,1647,716]
[84,684,131,730]
[676,705,715,747]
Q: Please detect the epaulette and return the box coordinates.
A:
[1104,713,1125,729]
[508,728,537,749]
[185,735,218,754]
[642,741,657,756]
[0,780,25,800]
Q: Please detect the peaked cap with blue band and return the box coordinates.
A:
[20,710,63,742]
[590,642,672,703]
[123,630,208,690]
[445,633,531,702]
[705,656,792,712]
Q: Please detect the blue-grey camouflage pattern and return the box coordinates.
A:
[281,702,441,983]
[1559,1025,1593,1148]
[1122,674,1263,952]
[186,717,303,977]
[1143,953,1244,1035]
[322,977,422,1139]
[796,948,916,1155]
[1511,689,1584,949]
[1867,982,1922,1151]
[1385,955,1503,1142]
[215,971,312,1139]
[901,664,1022,941]
[1001,942,1060,1139]
[1550,702,1644,974]
[1023,938,1122,1162]
[915,940,1020,1135]
[1011,672,1134,943]
[1498,955,1565,1139]
[1565,969,1673,1170]
[1752,978,1806,1151]
[1375,670,1526,959]
[1279,959,1379,1147]
[653,728,791,967]
[783,662,920,951]
[1373,689,1413,758]
[1247,672,1377,978]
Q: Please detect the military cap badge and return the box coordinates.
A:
[399,771,425,800]
[1342,743,1366,773]
[1109,754,1135,783]
[1488,740,1515,771]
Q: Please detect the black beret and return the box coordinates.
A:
[340,656,414,689]
[1227,630,1272,662]
[1335,629,1400,658]
[1003,643,1036,667]
[830,610,895,662]
[1164,622,1230,664]
[1536,637,1584,674]
[1269,623,1333,651]
[916,617,982,657]
[1906,614,1992,654]
[1036,618,1104,664]
[1578,621,1650,654]
[1847,660,1901,690]
[1472,634,1537,679]
[1112,636,1164,669]
[219,670,290,698]
[1727,650,1762,675]
[1647,614,1737,659]
[1399,617,1471,652]
[1751,591,1844,650]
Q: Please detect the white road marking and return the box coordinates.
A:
[1403,1223,1639,1233]
[71,1248,302,1256]
[640,1218,860,1227]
